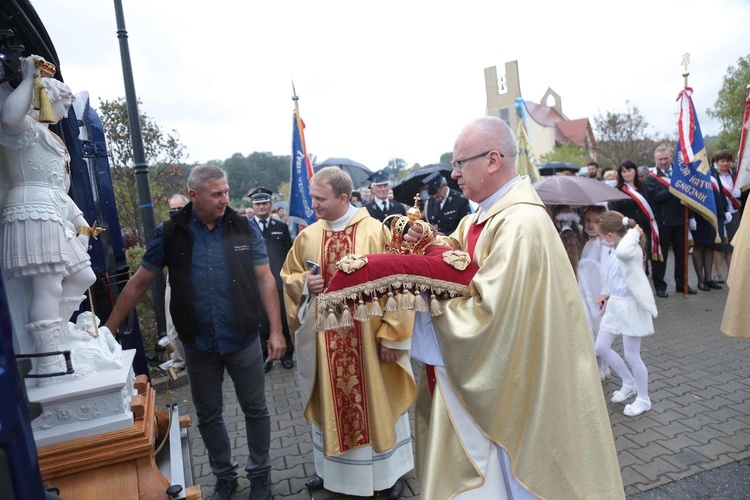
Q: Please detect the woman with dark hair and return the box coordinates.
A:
[608,161,662,269]
[690,153,730,291]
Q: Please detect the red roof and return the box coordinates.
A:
[524,102,589,147]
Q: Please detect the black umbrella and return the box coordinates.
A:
[314,157,373,188]
[537,161,581,176]
[391,163,459,206]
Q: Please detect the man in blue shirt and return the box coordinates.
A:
[104,164,286,500]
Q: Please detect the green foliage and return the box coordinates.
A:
[222,152,291,200]
[539,142,590,166]
[593,101,659,167]
[396,163,421,181]
[124,245,157,355]
[440,152,453,164]
[99,97,187,243]
[383,158,408,176]
[707,55,750,156]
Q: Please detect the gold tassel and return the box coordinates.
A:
[34,75,56,123]
[324,307,339,331]
[353,299,369,322]
[369,297,383,317]
[413,293,428,312]
[339,303,354,328]
[399,291,412,310]
[429,293,443,316]
[315,306,327,331]
[385,291,398,312]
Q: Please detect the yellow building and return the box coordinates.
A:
[485,61,596,160]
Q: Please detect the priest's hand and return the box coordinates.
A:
[379,345,400,364]
[404,221,424,243]
[307,266,325,294]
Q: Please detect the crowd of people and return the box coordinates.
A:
[99,114,745,499]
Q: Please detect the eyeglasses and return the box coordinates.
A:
[451,150,502,173]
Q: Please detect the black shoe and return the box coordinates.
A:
[698,282,710,291]
[656,290,669,298]
[387,478,405,499]
[708,280,723,289]
[263,360,274,373]
[305,474,324,490]
[208,477,238,500]
[281,357,294,369]
[249,473,271,500]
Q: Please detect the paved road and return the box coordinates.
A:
[159,255,750,499]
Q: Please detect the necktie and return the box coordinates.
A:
[382,201,388,211]
[261,220,267,234]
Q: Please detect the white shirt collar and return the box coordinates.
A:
[329,205,359,232]
[476,175,522,223]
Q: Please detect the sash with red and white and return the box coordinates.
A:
[718,179,741,211]
[708,176,741,212]
[649,171,670,189]
[620,183,663,261]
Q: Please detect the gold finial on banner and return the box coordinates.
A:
[681,53,691,89]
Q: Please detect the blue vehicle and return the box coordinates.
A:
[0,1,150,497]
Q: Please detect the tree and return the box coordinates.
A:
[99,97,187,243]
[440,152,453,164]
[707,55,750,156]
[222,152,291,201]
[593,101,657,167]
[539,142,590,167]
[383,158,408,177]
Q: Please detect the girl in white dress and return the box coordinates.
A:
[594,211,658,417]
[577,205,609,379]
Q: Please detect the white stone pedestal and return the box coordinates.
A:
[25,349,137,447]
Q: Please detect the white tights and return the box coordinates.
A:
[594,329,649,402]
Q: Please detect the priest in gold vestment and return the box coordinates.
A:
[721,202,750,338]
[408,117,625,499]
[281,167,415,498]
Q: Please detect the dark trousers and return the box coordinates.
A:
[259,288,294,362]
[184,339,271,483]
[652,224,688,292]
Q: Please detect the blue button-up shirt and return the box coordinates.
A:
[142,208,268,355]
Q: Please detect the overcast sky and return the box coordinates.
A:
[32,0,750,171]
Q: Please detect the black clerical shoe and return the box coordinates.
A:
[708,280,723,290]
[387,478,405,499]
[305,474,324,490]
[281,357,294,369]
[263,360,274,373]
[656,290,669,298]
[697,282,710,291]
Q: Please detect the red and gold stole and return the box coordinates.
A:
[320,224,370,452]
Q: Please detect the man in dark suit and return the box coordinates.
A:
[422,171,471,235]
[365,170,406,222]
[644,144,697,297]
[249,187,295,371]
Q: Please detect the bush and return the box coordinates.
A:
[125,245,158,357]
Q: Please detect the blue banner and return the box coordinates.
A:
[670,90,718,234]
[289,109,316,228]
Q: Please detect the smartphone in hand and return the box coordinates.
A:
[306,260,320,275]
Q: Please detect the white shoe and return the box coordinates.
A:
[624,398,651,416]
[611,385,637,403]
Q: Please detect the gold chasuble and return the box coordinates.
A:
[721,208,750,338]
[281,207,416,456]
[416,179,624,499]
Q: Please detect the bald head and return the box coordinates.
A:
[451,116,518,203]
